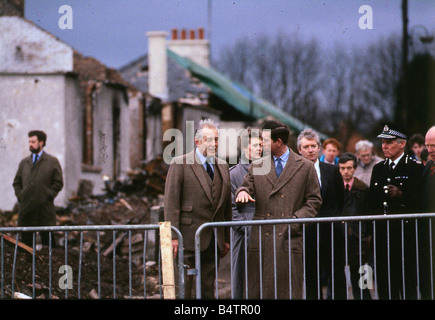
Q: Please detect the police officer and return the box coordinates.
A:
[369,124,424,300]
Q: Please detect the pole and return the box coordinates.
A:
[401,0,409,126]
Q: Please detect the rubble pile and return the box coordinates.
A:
[0,158,169,299]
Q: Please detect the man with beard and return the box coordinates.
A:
[13,130,64,247]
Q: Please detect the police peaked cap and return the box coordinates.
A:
[377,124,408,140]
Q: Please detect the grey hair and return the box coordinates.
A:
[297,128,321,150]
[195,118,219,140]
[355,140,374,153]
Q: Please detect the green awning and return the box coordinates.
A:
[167,49,328,140]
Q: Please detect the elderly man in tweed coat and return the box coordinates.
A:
[164,119,232,299]
[235,121,321,299]
[13,130,63,247]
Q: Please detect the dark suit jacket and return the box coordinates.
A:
[423,160,435,213]
[369,154,423,215]
[318,161,344,217]
[13,151,64,226]
[164,150,232,252]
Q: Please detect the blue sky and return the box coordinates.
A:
[24,0,435,69]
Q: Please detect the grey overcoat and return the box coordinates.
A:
[13,152,64,227]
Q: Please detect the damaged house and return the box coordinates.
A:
[120,28,328,162]
[0,9,161,211]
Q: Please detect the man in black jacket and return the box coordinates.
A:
[338,152,372,300]
[369,124,424,300]
[297,128,345,299]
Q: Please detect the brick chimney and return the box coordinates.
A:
[0,0,25,17]
[146,31,168,101]
[167,27,210,68]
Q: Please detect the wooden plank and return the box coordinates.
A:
[0,232,34,255]
[159,221,175,299]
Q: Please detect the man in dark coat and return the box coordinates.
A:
[12,130,63,247]
[229,127,263,299]
[420,126,435,299]
[297,128,346,300]
[368,124,424,300]
[338,152,372,300]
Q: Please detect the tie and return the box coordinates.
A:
[389,161,395,172]
[206,161,214,181]
[33,154,39,164]
[275,157,283,178]
[345,183,350,195]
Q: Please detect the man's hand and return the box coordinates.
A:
[235,191,255,203]
[219,242,230,258]
[387,185,403,199]
[172,239,179,257]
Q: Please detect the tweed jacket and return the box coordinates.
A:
[164,150,232,252]
[235,149,322,299]
[13,151,63,226]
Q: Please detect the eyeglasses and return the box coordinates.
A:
[426,144,435,149]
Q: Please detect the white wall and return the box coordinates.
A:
[0,17,73,73]
[0,74,67,210]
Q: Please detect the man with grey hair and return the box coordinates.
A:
[354,140,383,187]
[297,128,346,299]
[164,118,232,299]
[368,124,424,299]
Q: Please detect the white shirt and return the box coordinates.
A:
[195,148,214,173]
[314,159,322,188]
[389,152,404,170]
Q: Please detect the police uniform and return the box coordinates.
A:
[368,125,424,299]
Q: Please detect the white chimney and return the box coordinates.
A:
[167,28,210,68]
[146,31,168,101]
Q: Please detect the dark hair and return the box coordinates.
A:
[262,120,289,145]
[409,133,425,146]
[338,152,357,168]
[240,127,262,149]
[28,130,47,147]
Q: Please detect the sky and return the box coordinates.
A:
[24,0,435,70]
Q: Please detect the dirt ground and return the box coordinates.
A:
[0,193,166,299]
[0,156,234,300]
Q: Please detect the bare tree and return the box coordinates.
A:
[215,32,404,138]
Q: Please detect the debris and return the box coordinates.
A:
[0,157,169,299]
[0,232,34,256]
[119,198,133,211]
[14,292,32,299]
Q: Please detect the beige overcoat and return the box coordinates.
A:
[235,149,321,299]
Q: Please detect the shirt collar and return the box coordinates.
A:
[273,148,289,162]
[195,148,214,165]
[389,152,404,166]
[32,150,44,160]
[344,178,354,190]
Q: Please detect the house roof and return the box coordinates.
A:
[167,49,329,140]
[119,53,209,104]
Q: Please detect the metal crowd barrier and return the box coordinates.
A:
[194,213,435,300]
[0,224,184,299]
